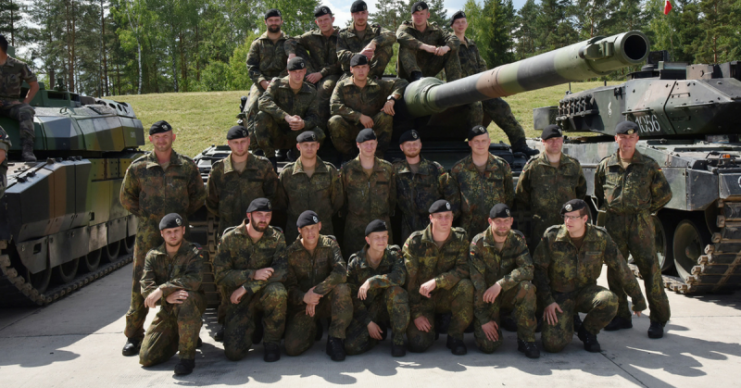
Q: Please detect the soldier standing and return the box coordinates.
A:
[595,121,672,338]
[336,1,397,79]
[449,125,514,239]
[396,2,462,82]
[213,198,288,363]
[120,120,206,357]
[533,199,647,353]
[284,211,352,361]
[278,130,344,243]
[344,219,410,357]
[469,204,539,358]
[340,128,396,258]
[0,35,39,161]
[0,126,9,199]
[139,214,205,375]
[404,199,473,355]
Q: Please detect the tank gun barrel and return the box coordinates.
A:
[404,31,650,117]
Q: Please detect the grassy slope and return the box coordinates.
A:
[111,81,619,157]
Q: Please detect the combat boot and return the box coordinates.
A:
[214,325,225,342]
[21,137,36,162]
[252,320,264,345]
[121,338,141,356]
[391,343,406,357]
[435,313,451,336]
[264,342,281,362]
[511,138,539,157]
[315,320,324,341]
[446,335,467,356]
[577,326,601,353]
[174,358,195,375]
[573,314,583,333]
[604,316,632,331]
[648,321,665,339]
[517,338,541,359]
[325,336,346,362]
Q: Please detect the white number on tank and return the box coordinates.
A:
[636,115,661,133]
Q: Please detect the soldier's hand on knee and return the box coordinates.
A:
[144,288,163,309]
[481,321,499,342]
[367,321,383,340]
[359,114,374,128]
[358,280,372,300]
[254,267,275,281]
[303,287,323,305]
[414,316,431,332]
[543,302,562,326]
[483,283,502,303]
[231,287,247,304]
[306,72,323,84]
[166,290,189,305]
[419,279,437,298]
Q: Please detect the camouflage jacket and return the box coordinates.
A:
[341,156,396,218]
[337,23,397,74]
[0,126,9,183]
[140,241,204,304]
[278,157,344,230]
[469,228,533,324]
[206,153,279,235]
[403,225,469,318]
[393,156,447,219]
[347,245,406,325]
[330,76,408,123]
[213,222,288,296]
[594,150,672,214]
[0,56,37,101]
[396,21,459,51]
[458,36,486,77]
[515,152,587,221]
[246,31,290,88]
[258,76,321,129]
[533,224,646,308]
[285,235,347,306]
[285,27,341,76]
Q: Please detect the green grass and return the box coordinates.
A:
[111,81,620,157]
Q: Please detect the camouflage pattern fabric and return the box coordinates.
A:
[344,245,409,354]
[0,56,37,100]
[138,242,206,366]
[457,36,486,78]
[245,31,290,128]
[0,126,9,199]
[278,157,344,242]
[395,21,462,81]
[393,156,448,242]
[254,113,325,158]
[0,103,35,141]
[120,150,206,341]
[223,282,287,361]
[337,23,396,78]
[328,111,393,158]
[340,157,396,258]
[285,27,342,77]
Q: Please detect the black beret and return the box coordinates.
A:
[149,120,172,135]
[365,219,388,236]
[541,124,563,140]
[615,121,639,135]
[350,54,369,67]
[297,130,319,143]
[356,128,376,143]
[399,129,421,144]
[287,57,307,71]
[226,125,249,140]
[159,213,184,230]
[489,203,511,219]
[314,5,332,17]
[429,199,452,214]
[247,198,272,213]
[450,10,466,26]
[561,199,587,215]
[468,125,488,140]
[411,1,429,13]
[297,210,320,228]
[350,1,367,13]
[265,9,281,19]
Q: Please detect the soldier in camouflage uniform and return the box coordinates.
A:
[336,1,397,79]
[329,54,408,160]
[516,125,587,251]
[256,57,324,167]
[340,128,397,258]
[469,204,539,358]
[449,126,515,239]
[119,120,207,357]
[404,199,474,355]
[594,121,672,339]
[396,2,462,82]
[284,211,352,361]
[0,125,9,199]
[278,131,344,242]
[0,35,39,162]
[213,198,287,363]
[534,199,647,353]
[344,219,409,357]
[285,6,342,126]
[139,214,205,376]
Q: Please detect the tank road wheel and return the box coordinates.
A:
[24,265,51,294]
[81,248,102,273]
[101,240,122,263]
[54,258,80,284]
[122,236,135,254]
[673,217,711,281]
[653,214,676,272]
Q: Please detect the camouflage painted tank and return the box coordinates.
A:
[532,51,741,294]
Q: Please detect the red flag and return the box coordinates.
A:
[664,0,672,15]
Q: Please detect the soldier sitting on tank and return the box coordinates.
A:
[328,54,407,161]
[0,125,9,199]
[213,198,288,363]
[336,1,396,80]
[0,35,39,162]
[533,199,647,353]
[255,56,325,170]
[138,213,206,376]
[396,2,462,83]
[344,219,410,357]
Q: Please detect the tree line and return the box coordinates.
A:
[1,0,738,97]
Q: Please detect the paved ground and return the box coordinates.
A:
[1,264,740,388]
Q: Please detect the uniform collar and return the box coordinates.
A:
[289,235,333,253]
[223,153,260,174]
[292,156,329,175]
[347,23,376,36]
[481,227,515,249]
[535,151,573,167]
[145,149,182,169]
[258,31,288,41]
[277,76,315,94]
[355,246,391,269]
[554,224,600,244]
[463,153,499,172]
[607,150,647,167]
[349,156,385,173]
[420,224,451,245]
[396,156,434,175]
[312,27,340,37]
[150,241,190,258]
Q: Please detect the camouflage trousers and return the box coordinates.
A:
[284,283,352,356]
[541,285,617,353]
[344,285,410,355]
[606,211,671,324]
[125,223,165,340]
[474,281,536,353]
[224,282,287,361]
[327,112,393,158]
[245,84,265,146]
[407,279,474,352]
[400,212,430,246]
[342,214,392,260]
[0,103,35,140]
[529,215,564,253]
[460,212,490,244]
[314,75,340,126]
[397,46,462,82]
[253,111,326,157]
[139,291,206,366]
